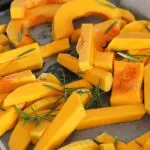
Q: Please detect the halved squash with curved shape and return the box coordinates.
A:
[52,0,135,40]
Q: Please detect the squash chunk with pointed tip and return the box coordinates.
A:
[4,82,62,107]
[127,140,143,150]
[111,61,144,106]
[35,92,86,150]
[24,96,63,114]
[121,20,149,33]
[52,0,135,40]
[108,32,150,51]
[9,121,36,150]
[40,38,70,58]
[136,131,150,146]
[100,144,115,150]
[30,120,50,144]
[0,43,43,77]
[57,54,113,92]
[144,64,150,114]
[93,51,114,72]
[0,70,36,93]
[77,104,145,130]
[38,73,61,85]
[58,139,99,150]
[77,24,94,71]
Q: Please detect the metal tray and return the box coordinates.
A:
[0,0,150,149]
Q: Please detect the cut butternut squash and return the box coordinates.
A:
[65,79,92,90]
[40,38,70,58]
[57,54,113,92]
[38,73,61,85]
[0,70,36,93]
[144,138,150,150]
[4,82,62,107]
[121,20,149,33]
[0,24,7,34]
[0,104,25,136]
[35,92,86,150]
[136,132,150,146]
[24,96,63,114]
[9,121,36,150]
[0,93,10,105]
[95,132,129,150]
[0,45,5,53]
[30,120,50,144]
[127,140,143,150]
[0,34,9,45]
[100,144,115,150]
[52,0,135,40]
[59,139,99,150]
[144,64,150,114]
[108,32,150,51]
[111,61,144,106]
[77,24,94,71]
[93,51,114,72]
[71,28,81,43]
[0,43,43,77]
[77,104,145,130]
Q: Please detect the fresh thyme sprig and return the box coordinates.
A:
[105,20,118,34]
[17,26,23,42]
[96,0,117,8]
[114,136,119,145]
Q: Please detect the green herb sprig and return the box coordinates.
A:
[105,20,118,34]
[17,26,23,42]
[114,136,119,145]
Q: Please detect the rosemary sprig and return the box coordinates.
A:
[114,136,119,145]
[105,20,118,34]
[17,26,23,42]
[17,48,35,58]
[96,0,117,8]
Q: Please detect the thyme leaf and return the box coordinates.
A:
[114,136,119,145]
[17,26,23,42]
[105,20,118,34]
[17,48,35,58]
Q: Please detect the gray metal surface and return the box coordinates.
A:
[0,0,150,149]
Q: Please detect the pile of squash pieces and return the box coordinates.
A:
[0,0,149,149]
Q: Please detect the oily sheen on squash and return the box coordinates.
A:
[111,61,144,106]
[35,92,86,150]
[57,54,113,92]
[52,0,135,40]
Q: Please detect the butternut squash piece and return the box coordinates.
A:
[35,92,86,150]
[4,82,62,107]
[0,24,7,34]
[9,121,36,150]
[65,79,92,90]
[0,43,43,77]
[95,132,129,150]
[108,32,150,51]
[121,20,149,33]
[0,93,10,105]
[144,64,150,114]
[57,54,113,92]
[136,132,150,146]
[0,34,9,46]
[30,120,50,144]
[52,0,135,40]
[40,38,70,58]
[7,19,33,47]
[77,24,94,71]
[111,61,144,106]
[59,139,99,150]
[0,104,25,136]
[24,96,63,114]
[0,45,5,53]
[0,70,36,93]
[38,73,61,85]
[100,144,115,150]
[93,51,114,72]
[127,140,143,150]
[144,138,150,150]
[71,28,81,43]
[77,104,145,130]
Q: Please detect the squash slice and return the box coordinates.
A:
[100,144,115,150]
[0,24,7,34]
[52,0,135,40]
[77,104,145,130]
[35,92,86,150]
[144,138,150,150]
[127,140,143,150]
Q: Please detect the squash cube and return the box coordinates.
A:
[111,61,144,106]
[77,104,145,130]
[100,144,115,150]
[108,32,150,50]
[35,92,86,150]
[77,24,94,71]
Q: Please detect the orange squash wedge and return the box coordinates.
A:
[52,0,135,40]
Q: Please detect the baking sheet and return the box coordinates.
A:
[0,0,150,149]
